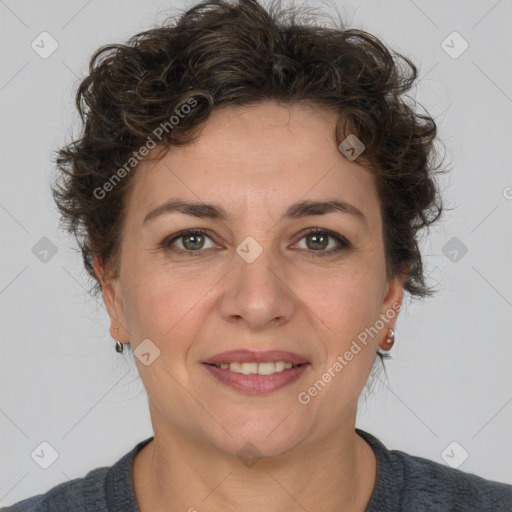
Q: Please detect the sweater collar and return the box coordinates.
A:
[105,430,399,512]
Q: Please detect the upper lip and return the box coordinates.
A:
[203,350,310,365]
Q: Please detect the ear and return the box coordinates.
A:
[93,255,129,343]
[380,270,406,334]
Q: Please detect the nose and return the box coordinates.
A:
[218,239,297,330]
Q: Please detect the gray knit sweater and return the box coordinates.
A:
[2,429,511,511]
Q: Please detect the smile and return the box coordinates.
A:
[207,361,303,375]
[202,362,310,394]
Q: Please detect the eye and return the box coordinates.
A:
[292,227,351,257]
[161,229,218,255]
[160,227,351,256]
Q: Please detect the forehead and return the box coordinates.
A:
[124,101,380,226]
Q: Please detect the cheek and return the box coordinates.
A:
[120,260,176,341]
[312,262,384,319]
[306,266,385,363]
[308,286,382,409]
[121,261,214,344]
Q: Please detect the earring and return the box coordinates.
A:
[378,329,395,353]
[114,327,124,354]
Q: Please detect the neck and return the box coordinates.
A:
[133,413,376,512]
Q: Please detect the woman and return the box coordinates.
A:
[3,0,511,511]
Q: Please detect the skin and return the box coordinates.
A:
[94,101,405,512]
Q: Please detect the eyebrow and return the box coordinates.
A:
[143,198,368,227]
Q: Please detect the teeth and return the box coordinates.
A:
[275,361,285,372]
[214,361,297,375]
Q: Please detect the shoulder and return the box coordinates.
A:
[1,437,152,512]
[357,429,512,512]
[0,465,108,512]
[392,446,512,511]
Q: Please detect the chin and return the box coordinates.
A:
[206,411,309,459]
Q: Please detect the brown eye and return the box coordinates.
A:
[293,228,351,257]
[181,233,206,250]
[305,232,329,250]
[161,227,350,257]
[162,229,217,254]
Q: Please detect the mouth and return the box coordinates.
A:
[202,349,311,394]
[203,349,310,366]
[204,361,308,375]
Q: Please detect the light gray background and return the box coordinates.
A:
[1,0,511,506]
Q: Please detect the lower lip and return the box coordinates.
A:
[202,363,310,394]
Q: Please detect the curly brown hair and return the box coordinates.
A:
[52,0,444,305]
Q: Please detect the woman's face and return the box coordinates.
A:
[96,101,403,457]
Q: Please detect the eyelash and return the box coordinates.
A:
[160,227,351,258]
